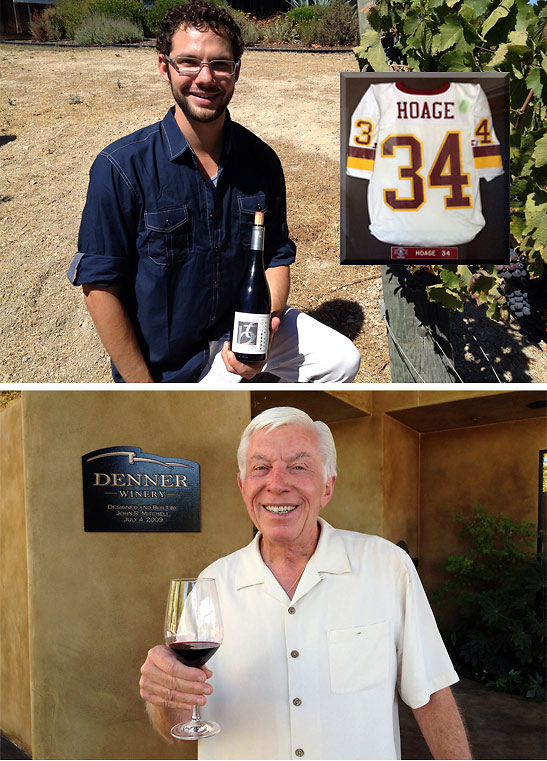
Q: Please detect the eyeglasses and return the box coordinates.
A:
[164,55,239,78]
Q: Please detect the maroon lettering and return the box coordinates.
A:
[396,100,455,120]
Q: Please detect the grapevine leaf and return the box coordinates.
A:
[439,50,475,70]
[354,30,392,72]
[488,43,508,67]
[456,265,474,288]
[523,196,547,258]
[506,29,530,55]
[403,11,421,37]
[463,0,491,17]
[432,15,465,52]
[532,134,547,169]
[481,0,514,38]
[426,284,466,311]
[469,273,498,295]
[439,267,462,290]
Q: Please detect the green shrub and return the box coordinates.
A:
[30,9,49,40]
[74,11,144,43]
[228,9,260,47]
[261,14,298,44]
[298,0,358,46]
[145,0,182,35]
[54,0,92,39]
[88,0,146,30]
[286,5,323,25]
[42,6,66,39]
[434,505,546,701]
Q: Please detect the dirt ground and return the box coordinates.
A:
[0,43,545,383]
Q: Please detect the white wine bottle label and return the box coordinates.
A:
[232,312,270,354]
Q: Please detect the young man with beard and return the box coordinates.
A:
[68,1,361,383]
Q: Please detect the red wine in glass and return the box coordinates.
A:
[165,578,223,740]
[169,641,220,669]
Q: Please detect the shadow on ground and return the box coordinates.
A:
[450,300,546,382]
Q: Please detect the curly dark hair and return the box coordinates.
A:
[156,1,244,61]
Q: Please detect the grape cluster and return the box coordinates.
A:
[495,251,531,318]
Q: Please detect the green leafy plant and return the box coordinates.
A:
[434,505,545,700]
[298,0,358,46]
[261,14,299,44]
[54,0,93,39]
[88,0,146,30]
[74,12,144,43]
[286,5,325,25]
[229,9,260,46]
[353,0,547,323]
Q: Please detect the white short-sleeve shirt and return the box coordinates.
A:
[198,518,458,760]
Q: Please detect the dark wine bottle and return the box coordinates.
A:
[232,211,271,363]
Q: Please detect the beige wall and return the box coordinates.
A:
[419,416,546,593]
[0,399,32,754]
[21,390,253,760]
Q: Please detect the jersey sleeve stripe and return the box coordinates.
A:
[347,145,376,172]
[473,144,502,169]
[347,155,374,172]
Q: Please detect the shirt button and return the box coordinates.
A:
[293,698,302,706]
[288,606,295,614]
[290,650,299,658]
[295,749,304,757]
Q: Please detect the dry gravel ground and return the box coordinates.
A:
[0,43,545,384]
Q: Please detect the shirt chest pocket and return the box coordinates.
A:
[144,206,191,266]
[237,193,267,248]
[327,621,389,694]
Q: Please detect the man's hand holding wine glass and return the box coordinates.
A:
[140,578,222,742]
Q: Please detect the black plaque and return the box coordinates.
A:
[82,446,200,532]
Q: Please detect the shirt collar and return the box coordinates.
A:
[161,106,234,162]
[234,517,351,593]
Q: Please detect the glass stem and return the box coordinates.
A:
[190,705,202,727]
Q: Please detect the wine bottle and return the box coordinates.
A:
[232,211,271,363]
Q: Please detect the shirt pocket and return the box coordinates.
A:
[327,621,389,694]
[144,205,191,266]
[237,193,267,248]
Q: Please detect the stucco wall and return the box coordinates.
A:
[21,390,253,760]
[419,416,546,594]
[0,398,32,754]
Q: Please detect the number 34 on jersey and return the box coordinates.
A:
[346,82,504,247]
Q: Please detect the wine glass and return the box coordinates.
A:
[164,578,224,740]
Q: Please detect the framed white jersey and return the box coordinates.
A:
[347,81,504,247]
[341,73,509,264]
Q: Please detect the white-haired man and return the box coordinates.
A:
[140,407,471,759]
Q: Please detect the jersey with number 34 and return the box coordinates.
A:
[346,82,504,246]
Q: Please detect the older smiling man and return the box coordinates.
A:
[140,407,471,759]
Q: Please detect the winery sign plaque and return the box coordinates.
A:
[82,446,200,532]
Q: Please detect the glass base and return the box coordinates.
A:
[171,719,221,740]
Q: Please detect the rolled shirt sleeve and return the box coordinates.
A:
[69,152,139,286]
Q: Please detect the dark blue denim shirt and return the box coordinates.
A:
[68,107,296,382]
